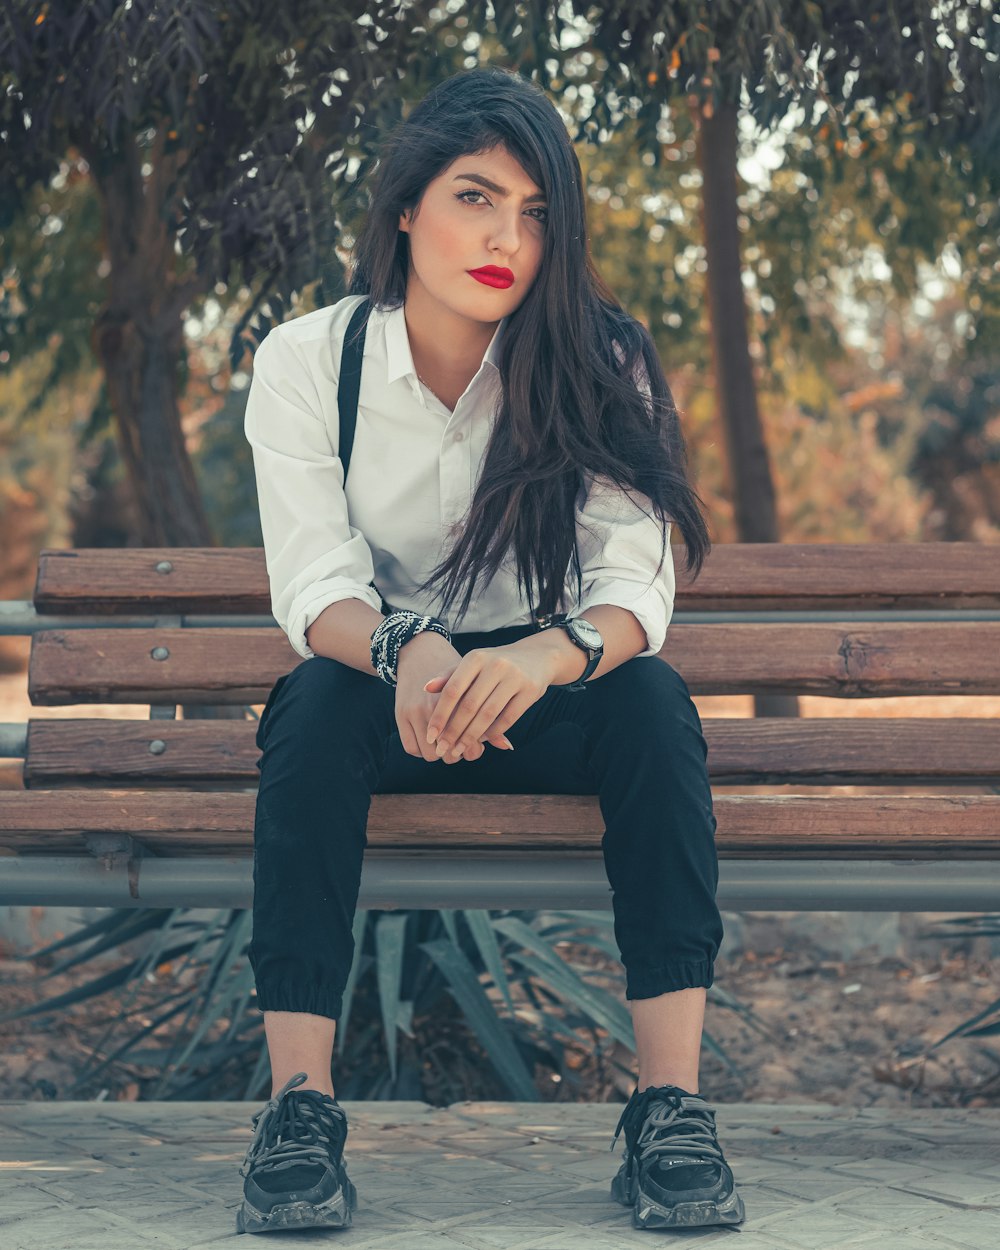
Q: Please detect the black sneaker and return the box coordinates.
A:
[236,1071,358,1234]
[609,1083,746,1230]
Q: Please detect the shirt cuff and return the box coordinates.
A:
[285,583,385,659]
[575,584,674,658]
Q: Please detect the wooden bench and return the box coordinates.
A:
[2,542,999,912]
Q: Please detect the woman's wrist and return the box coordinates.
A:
[505,629,587,687]
[371,610,452,687]
[397,630,456,674]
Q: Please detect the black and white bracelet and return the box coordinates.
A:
[370,610,452,688]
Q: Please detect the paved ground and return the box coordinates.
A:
[1,1098,999,1249]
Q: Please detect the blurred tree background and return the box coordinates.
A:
[2,1,996,619]
[1,0,998,1102]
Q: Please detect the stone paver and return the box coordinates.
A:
[0,1098,998,1249]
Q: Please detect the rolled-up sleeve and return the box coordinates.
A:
[244,327,384,659]
[574,472,675,658]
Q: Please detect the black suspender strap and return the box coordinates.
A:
[337,295,372,483]
[335,295,391,613]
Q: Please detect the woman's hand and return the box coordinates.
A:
[394,634,513,763]
[424,644,551,764]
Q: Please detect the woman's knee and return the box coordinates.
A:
[590,656,701,740]
[259,656,386,746]
[598,653,690,702]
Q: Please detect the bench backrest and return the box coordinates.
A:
[23,542,1000,781]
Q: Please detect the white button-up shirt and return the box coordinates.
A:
[244,294,675,660]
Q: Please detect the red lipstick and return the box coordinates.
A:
[468,266,515,289]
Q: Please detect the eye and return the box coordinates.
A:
[455,189,547,223]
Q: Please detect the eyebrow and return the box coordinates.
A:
[451,173,547,203]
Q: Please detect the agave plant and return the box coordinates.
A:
[1,906,771,1102]
[911,915,1000,1066]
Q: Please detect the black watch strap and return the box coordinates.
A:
[560,647,601,691]
[540,616,603,692]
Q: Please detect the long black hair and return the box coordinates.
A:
[348,66,711,630]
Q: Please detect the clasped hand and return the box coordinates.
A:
[395,642,550,764]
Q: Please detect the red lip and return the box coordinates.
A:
[469,266,515,288]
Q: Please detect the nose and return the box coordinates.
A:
[487,207,528,257]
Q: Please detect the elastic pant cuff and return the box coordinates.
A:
[626,960,715,1000]
[253,982,342,1022]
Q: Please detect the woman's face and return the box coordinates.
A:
[398,144,547,322]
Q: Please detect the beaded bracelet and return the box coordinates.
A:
[370,609,452,688]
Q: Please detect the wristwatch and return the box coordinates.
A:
[536,612,604,691]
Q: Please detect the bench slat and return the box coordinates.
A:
[34,549,268,616]
[28,623,1000,703]
[34,544,1000,613]
[1,791,999,858]
[21,718,1000,787]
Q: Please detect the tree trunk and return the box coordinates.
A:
[85,123,214,547]
[86,130,244,722]
[91,306,214,546]
[694,98,798,719]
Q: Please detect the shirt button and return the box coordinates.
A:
[454,430,465,442]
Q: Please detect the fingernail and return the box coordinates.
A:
[503,737,514,750]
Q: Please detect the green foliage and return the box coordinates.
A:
[2,1,996,550]
[191,381,264,546]
[0,172,106,408]
[3,1,994,377]
[0,905,768,1102]
[0,1,455,376]
[539,0,1000,175]
[903,915,1000,1077]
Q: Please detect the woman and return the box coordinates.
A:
[237,66,744,1235]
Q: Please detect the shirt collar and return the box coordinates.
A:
[378,301,506,387]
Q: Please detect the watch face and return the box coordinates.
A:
[572,619,603,648]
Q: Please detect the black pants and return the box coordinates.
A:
[248,622,724,1021]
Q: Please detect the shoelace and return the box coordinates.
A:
[239,1071,347,1180]
[610,1086,725,1169]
